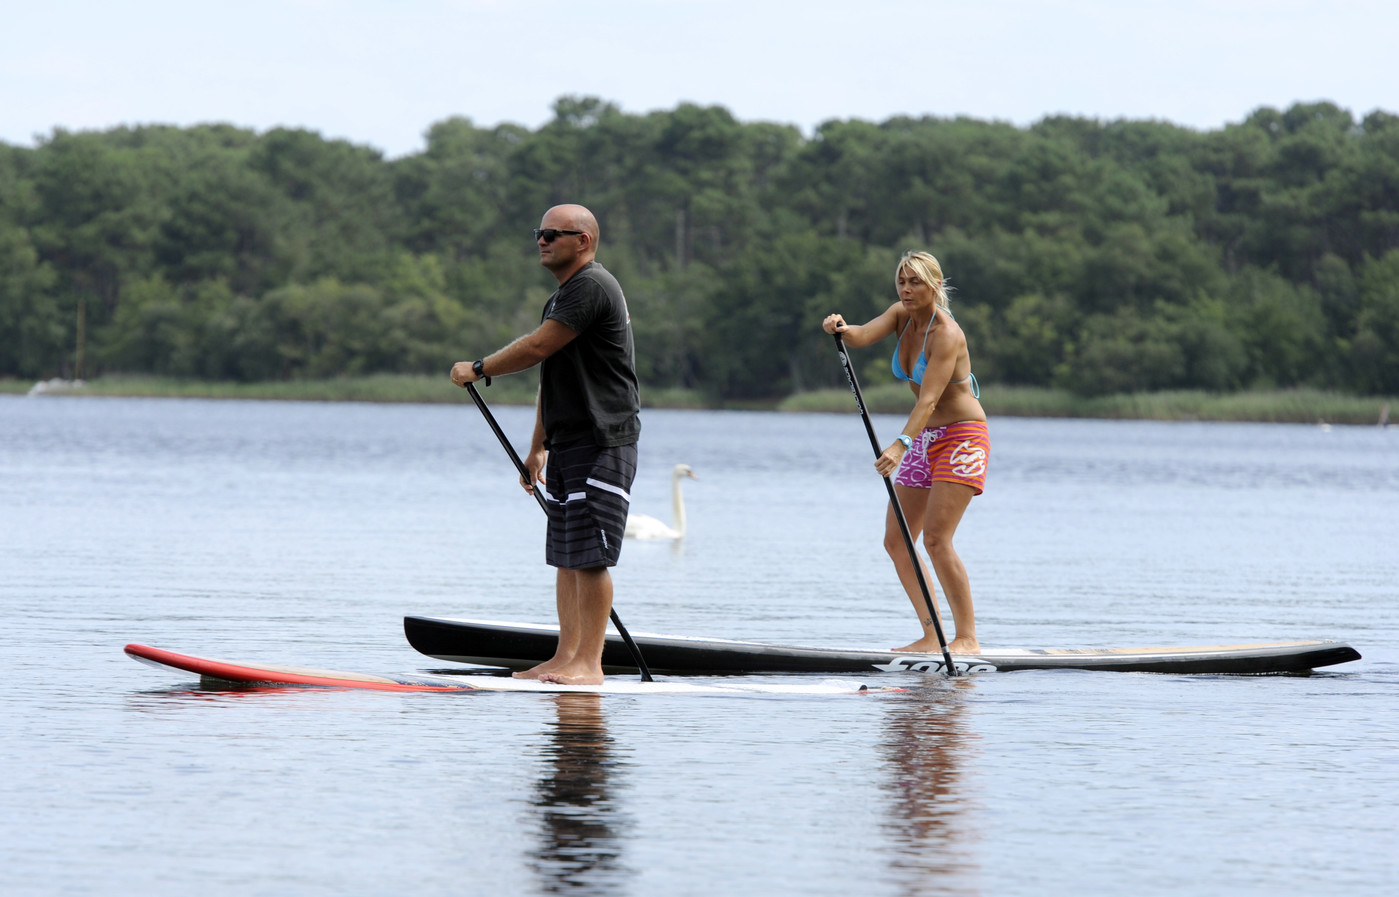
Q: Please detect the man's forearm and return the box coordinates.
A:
[483,332,552,378]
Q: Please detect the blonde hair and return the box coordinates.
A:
[896,251,952,311]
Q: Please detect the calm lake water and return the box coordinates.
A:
[2,394,1396,896]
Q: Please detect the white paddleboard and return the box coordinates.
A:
[124,644,898,695]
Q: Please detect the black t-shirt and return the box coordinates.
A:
[540,261,641,448]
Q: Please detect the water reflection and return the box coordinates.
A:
[125,683,327,707]
[878,680,981,895]
[528,693,630,895]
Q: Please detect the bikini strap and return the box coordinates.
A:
[948,371,981,399]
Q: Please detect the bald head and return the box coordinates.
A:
[537,204,600,282]
[543,204,599,243]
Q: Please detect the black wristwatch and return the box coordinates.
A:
[472,360,490,386]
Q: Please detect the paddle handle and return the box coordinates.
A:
[467,382,548,513]
[466,383,655,682]
[832,333,959,676]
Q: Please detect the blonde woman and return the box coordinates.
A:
[822,251,988,654]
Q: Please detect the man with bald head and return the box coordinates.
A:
[451,204,641,684]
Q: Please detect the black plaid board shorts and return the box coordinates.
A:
[542,441,638,569]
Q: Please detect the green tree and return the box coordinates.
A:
[0,221,63,377]
[989,291,1078,385]
[1229,267,1327,387]
[393,117,521,260]
[155,144,292,294]
[249,128,401,283]
[1352,250,1399,393]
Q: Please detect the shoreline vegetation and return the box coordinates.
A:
[6,375,1394,426]
[6,101,1399,407]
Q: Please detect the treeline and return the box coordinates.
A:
[2,97,1397,397]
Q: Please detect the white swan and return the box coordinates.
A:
[625,464,698,540]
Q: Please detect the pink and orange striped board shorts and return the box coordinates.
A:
[892,420,990,495]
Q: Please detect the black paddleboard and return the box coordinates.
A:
[403,616,1361,676]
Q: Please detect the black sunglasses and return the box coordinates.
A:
[533,228,584,243]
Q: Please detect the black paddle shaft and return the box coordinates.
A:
[465,382,655,681]
[832,333,959,676]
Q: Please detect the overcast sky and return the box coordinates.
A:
[4,0,1394,158]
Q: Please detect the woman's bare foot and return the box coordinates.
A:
[892,635,980,654]
[893,635,946,654]
[947,636,980,654]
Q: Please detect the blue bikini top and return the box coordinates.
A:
[891,317,931,384]
[891,309,980,397]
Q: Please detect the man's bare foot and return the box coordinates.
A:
[537,662,605,686]
[513,658,566,680]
